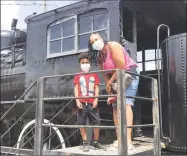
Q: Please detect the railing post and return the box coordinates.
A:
[117,69,128,155]
[34,77,44,155]
[151,79,161,155]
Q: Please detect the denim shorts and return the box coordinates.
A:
[112,67,140,107]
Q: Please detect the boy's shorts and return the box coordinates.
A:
[77,103,100,125]
[112,67,140,107]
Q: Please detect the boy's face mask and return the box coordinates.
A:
[92,39,104,51]
[80,63,90,73]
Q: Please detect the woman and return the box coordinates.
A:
[88,33,140,150]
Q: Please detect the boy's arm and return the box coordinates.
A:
[94,84,99,102]
[74,84,82,109]
[74,75,82,109]
[74,84,79,103]
[93,84,99,108]
[93,73,100,108]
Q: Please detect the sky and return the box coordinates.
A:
[1,0,80,30]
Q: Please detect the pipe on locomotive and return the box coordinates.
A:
[157,24,171,143]
[11,18,18,30]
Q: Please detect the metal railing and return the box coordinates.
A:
[0,79,78,155]
[157,24,171,142]
[0,80,37,155]
[32,69,161,155]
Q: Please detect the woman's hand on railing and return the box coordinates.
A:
[107,97,117,105]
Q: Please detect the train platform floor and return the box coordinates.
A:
[44,137,154,155]
[1,137,155,155]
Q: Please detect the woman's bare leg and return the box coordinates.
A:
[112,104,133,145]
[126,104,133,143]
[113,107,118,138]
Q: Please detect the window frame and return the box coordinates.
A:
[47,16,78,59]
[78,13,109,52]
[78,28,109,53]
[47,11,110,58]
[137,49,162,72]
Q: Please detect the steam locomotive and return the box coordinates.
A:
[0,0,186,154]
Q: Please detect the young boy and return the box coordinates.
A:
[73,53,105,151]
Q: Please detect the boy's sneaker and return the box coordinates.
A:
[81,141,90,152]
[92,141,107,150]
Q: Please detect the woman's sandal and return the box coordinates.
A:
[109,140,135,151]
[110,140,118,148]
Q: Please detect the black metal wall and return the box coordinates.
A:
[161,33,186,152]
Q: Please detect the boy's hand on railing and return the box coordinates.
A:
[76,100,82,109]
[92,99,98,108]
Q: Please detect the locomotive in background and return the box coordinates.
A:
[0,0,186,154]
[1,19,26,101]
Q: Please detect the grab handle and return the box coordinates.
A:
[157,24,171,142]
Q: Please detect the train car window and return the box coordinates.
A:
[145,61,156,71]
[137,49,162,72]
[50,40,61,54]
[137,51,143,71]
[47,9,109,58]
[93,14,108,30]
[47,17,76,57]
[145,49,155,61]
[50,24,61,40]
[137,51,142,62]
[79,16,92,34]
[78,9,109,51]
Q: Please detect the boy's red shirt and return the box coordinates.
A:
[73,72,100,104]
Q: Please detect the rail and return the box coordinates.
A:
[0,42,27,51]
[32,69,160,155]
[0,80,37,121]
[1,42,26,68]
[0,78,77,155]
[157,24,171,142]
[0,79,37,155]
[0,68,161,155]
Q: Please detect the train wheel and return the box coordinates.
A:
[16,119,66,150]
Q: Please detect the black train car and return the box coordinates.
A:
[0,0,186,154]
[161,33,186,153]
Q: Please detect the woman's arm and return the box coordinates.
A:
[107,42,126,85]
[99,63,110,84]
